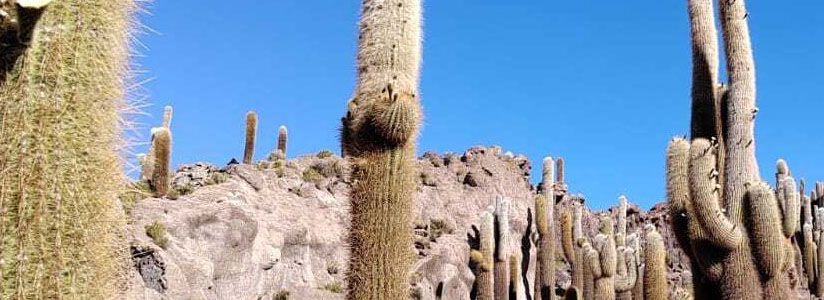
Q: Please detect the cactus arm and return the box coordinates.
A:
[688,138,741,250]
[585,243,602,279]
[745,182,785,277]
[561,210,575,264]
[277,125,288,158]
[687,0,721,141]
[617,196,628,247]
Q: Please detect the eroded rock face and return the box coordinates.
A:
[124,147,692,300]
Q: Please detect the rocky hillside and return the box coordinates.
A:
[123,146,694,300]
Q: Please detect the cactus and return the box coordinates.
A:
[471,210,495,300]
[627,233,645,300]
[493,196,510,300]
[561,204,586,298]
[555,157,567,195]
[535,157,556,300]
[278,125,288,158]
[243,111,257,164]
[586,216,617,300]
[581,238,595,300]
[614,197,637,300]
[162,105,173,128]
[509,254,521,300]
[342,0,422,298]
[151,128,172,198]
[0,0,135,297]
[643,226,667,300]
[666,0,797,298]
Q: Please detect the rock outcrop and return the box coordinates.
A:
[124,146,691,300]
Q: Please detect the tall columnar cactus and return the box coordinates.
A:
[614,197,637,300]
[555,157,567,195]
[162,105,173,128]
[0,0,135,297]
[581,239,595,300]
[627,233,644,300]
[342,1,422,298]
[493,196,511,300]
[243,111,257,164]
[665,0,796,298]
[510,254,522,299]
[562,203,586,296]
[587,217,617,300]
[278,125,288,158]
[151,128,172,197]
[535,157,556,300]
[643,226,667,300]
[471,210,495,300]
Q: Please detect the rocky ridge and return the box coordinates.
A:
[124,146,693,300]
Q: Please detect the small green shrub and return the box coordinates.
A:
[429,219,453,241]
[176,184,195,196]
[206,172,229,185]
[302,168,324,185]
[273,290,290,300]
[145,221,169,249]
[316,150,334,159]
[166,189,180,200]
[321,281,343,294]
[120,180,152,215]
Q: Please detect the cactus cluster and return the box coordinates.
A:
[0,0,135,297]
[666,0,797,299]
[801,180,824,296]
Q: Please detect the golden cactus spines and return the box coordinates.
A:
[243,111,257,164]
[643,226,667,300]
[278,125,288,158]
[0,0,135,297]
[151,128,172,198]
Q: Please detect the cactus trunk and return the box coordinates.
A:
[343,0,422,299]
[243,111,257,164]
[0,0,134,297]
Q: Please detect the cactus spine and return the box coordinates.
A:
[151,128,172,197]
[666,0,796,298]
[278,125,288,158]
[471,210,495,300]
[535,157,556,300]
[243,111,257,164]
[0,0,135,297]
[342,0,422,299]
[643,226,667,300]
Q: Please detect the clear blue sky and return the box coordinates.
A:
[133,1,824,210]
